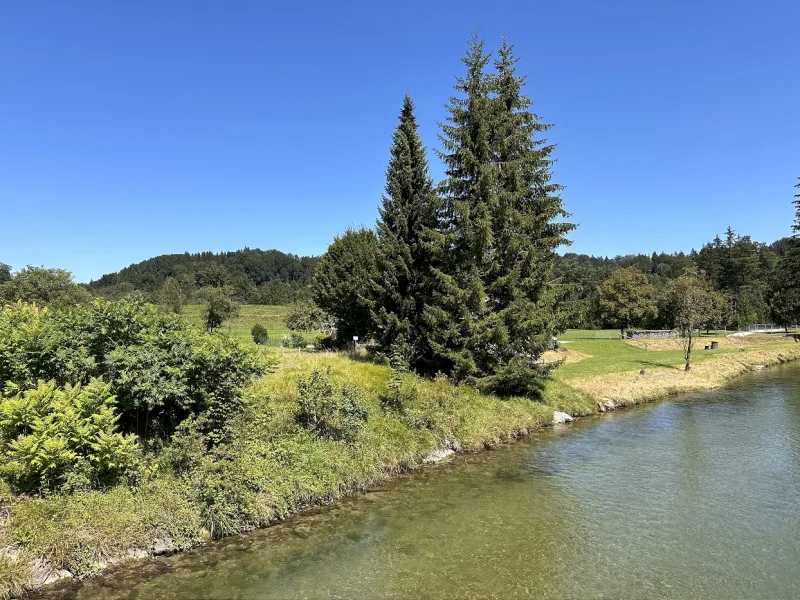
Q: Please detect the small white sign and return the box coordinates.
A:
[353,336,359,341]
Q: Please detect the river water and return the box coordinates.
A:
[41,365,800,599]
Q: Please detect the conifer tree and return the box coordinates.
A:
[770,178,800,327]
[423,33,497,380]
[372,95,439,370]
[423,35,575,396]
[476,38,576,396]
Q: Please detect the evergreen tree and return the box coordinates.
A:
[372,95,439,371]
[424,34,575,396]
[423,33,496,381]
[794,177,800,235]
[477,39,575,396]
[771,178,800,327]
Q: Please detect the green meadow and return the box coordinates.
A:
[182,304,313,347]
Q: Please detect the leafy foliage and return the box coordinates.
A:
[160,276,185,314]
[0,266,90,310]
[199,285,240,331]
[284,299,328,333]
[0,380,140,494]
[295,368,368,443]
[661,267,722,370]
[596,267,658,336]
[281,331,306,349]
[0,297,270,439]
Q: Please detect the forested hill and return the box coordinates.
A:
[88,248,319,304]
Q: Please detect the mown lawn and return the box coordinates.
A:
[555,329,794,380]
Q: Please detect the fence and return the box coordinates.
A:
[747,324,799,333]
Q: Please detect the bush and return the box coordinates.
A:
[0,297,272,441]
[281,331,306,349]
[0,379,141,494]
[251,324,269,345]
[295,368,368,442]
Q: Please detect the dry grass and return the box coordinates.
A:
[627,334,797,352]
[542,347,589,364]
[567,344,800,407]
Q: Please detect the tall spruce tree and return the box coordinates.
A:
[477,38,575,396]
[424,34,575,396]
[423,33,497,381]
[372,95,439,370]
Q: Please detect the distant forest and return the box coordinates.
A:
[555,228,794,330]
[76,226,794,330]
[88,248,319,305]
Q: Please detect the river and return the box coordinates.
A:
[40,364,800,599]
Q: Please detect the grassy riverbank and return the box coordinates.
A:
[3,331,800,599]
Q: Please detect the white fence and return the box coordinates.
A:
[747,324,799,333]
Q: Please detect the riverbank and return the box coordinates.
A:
[3,334,800,599]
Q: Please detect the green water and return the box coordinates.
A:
[41,365,800,599]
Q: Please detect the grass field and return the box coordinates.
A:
[555,329,798,380]
[182,304,314,347]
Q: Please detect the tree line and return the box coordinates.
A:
[554,222,799,333]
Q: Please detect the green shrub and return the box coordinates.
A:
[251,324,269,345]
[295,368,368,442]
[0,379,141,494]
[281,331,306,349]
[0,297,272,440]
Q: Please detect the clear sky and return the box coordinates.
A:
[1,0,798,282]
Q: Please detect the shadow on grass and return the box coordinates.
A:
[635,359,681,370]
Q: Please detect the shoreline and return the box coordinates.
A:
[8,342,800,599]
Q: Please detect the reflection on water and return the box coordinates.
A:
[40,365,800,599]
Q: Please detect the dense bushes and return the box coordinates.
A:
[0,380,140,494]
[295,368,368,442]
[0,298,271,441]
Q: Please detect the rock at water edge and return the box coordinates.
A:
[553,411,574,424]
[423,448,455,464]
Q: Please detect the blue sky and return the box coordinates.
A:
[1,0,798,283]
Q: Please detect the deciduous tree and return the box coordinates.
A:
[663,267,716,371]
[0,266,90,309]
[199,286,239,331]
[312,228,380,344]
[160,276,185,314]
[596,267,658,337]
